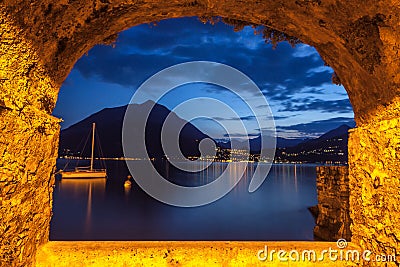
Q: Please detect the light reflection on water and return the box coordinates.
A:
[56,178,106,236]
[51,161,318,241]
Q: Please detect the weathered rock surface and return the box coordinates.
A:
[0,1,399,266]
[314,166,352,241]
[349,118,400,266]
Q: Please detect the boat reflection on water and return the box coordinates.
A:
[53,178,106,238]
[58,178,107,194]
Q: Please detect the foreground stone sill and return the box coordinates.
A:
[36,241,358,266]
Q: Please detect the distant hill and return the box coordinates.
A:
[59,103,353,164]
[250,135,307,151]
[218,135,307,152]
[274,124,351,164]
[58,101,211,159]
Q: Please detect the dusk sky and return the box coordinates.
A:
[53,17,355,139]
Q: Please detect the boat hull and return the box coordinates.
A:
[61,171,107,179]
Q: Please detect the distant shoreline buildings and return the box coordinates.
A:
[60,142,348,165]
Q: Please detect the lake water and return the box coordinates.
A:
[50,160,318,241]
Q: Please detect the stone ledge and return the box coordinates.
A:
[35,241,360,266]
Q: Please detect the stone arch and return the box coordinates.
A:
[4,1,399,123]
[1,1,399,266]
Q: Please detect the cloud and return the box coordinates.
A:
[74,17,336,103]
[277,117,355,137]
[212,115,256,121]
[212,114,290,122]
[223,133,259,138]
[75,48,184,88]
[292,44,319,58]
[117,17,241,53]
[62,17,353,138]
[279,98,353,113]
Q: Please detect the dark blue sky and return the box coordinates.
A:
[53,17,354,139]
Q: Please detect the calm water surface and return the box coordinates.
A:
[51,160,318,240]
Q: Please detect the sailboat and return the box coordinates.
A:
[60,123,107,179]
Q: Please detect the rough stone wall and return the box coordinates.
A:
[0,0,399,266]
[0,14,60,267]
[1,0,400,125]
[34,241,360,266]
[314,166,352,241]
[349,118,400,266]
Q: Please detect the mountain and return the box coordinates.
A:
[275,124,351,164]
[59,103,352,164]
[217,135,307,152]
[316,124,350,140]
[58,101,211,159]
[249,135,307,152]
[277,137,309,148]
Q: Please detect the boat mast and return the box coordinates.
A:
[90,123,95,171]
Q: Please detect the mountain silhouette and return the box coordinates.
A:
[218,135,308,153]
[249,135,308,152]
[58,101,210,159]
[275,124,351,163]
[59,103,352,164]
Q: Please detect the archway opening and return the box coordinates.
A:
[51,16,354,241]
